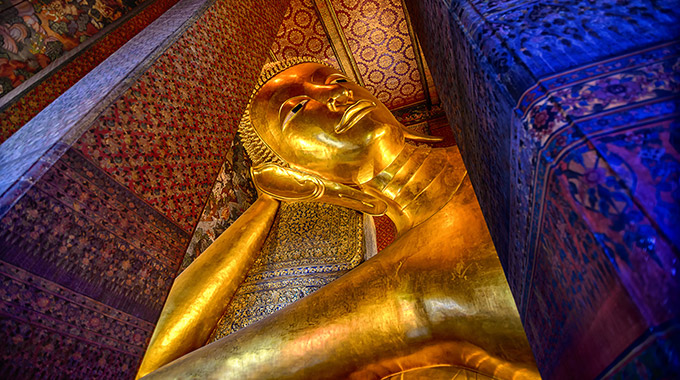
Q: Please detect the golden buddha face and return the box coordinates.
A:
[249,62,405,184]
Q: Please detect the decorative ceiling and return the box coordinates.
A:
[268,0,438,111]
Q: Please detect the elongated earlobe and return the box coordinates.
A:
[251,163,387,215]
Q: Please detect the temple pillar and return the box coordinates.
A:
[405,0,679,378]
[0,0,290,377]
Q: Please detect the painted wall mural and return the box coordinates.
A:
[406,0,679,378]
[0,0,180,143]
[0,0,143,95]
[179,135,257,272]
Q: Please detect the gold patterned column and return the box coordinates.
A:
[209,201,365,341]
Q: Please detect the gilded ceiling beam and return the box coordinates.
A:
[400,0,432,108]
[312,0,365,86]
[310,1,347,74]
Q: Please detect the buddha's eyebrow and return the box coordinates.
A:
[310,68,341,83]
[325,73,348,84]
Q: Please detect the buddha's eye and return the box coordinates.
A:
[282,99,309,129]
[291,102,305,113]
[326,73,349,85]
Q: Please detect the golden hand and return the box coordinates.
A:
[251,163,387,215]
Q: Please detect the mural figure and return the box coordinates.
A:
[0,0,141,95]
[136,58,540,379]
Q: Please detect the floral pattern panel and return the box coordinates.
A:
[271,0,338,67]
[333,0,425,109]
[0,0,144,96]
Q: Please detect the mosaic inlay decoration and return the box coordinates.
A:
[0,147,190,379]
[208,202,364,342]
[271,0,339,68]
[514,44,680,378]
[0,261,156,379]
[269,0,434,110]
[333,0,424,108]
[372,214,395,252]
[406,0,679,378]
[74,0,289,232]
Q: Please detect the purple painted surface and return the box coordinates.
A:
[406,0,679,377]
[0,148,188,379]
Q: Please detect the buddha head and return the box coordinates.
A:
[241,57,408,184]
[239,57,440,214]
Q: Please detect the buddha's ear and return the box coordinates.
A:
[400,123,443,143]
[251,163,387,216]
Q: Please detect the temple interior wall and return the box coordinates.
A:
[0,0,677,378]
[0,0,182,142]
[0,0,289,377]
[406,0,679,377]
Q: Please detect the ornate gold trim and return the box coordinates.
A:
[313,0,365,87]
[400,0,432,108]
[268,48,279,63]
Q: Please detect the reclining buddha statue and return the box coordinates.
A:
[136,57,540,379]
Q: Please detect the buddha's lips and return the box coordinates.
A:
[335,100,376,134]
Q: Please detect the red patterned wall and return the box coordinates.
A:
[373,214,395,252]
[269,0,429,110]
[0,0,289,377]
[74,0,287,232]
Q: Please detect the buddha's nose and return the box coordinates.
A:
[327,87,353,112]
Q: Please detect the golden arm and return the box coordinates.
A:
[135,195,279,378]
[139,178,539,380]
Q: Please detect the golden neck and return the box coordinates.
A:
[361,143,467,234]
